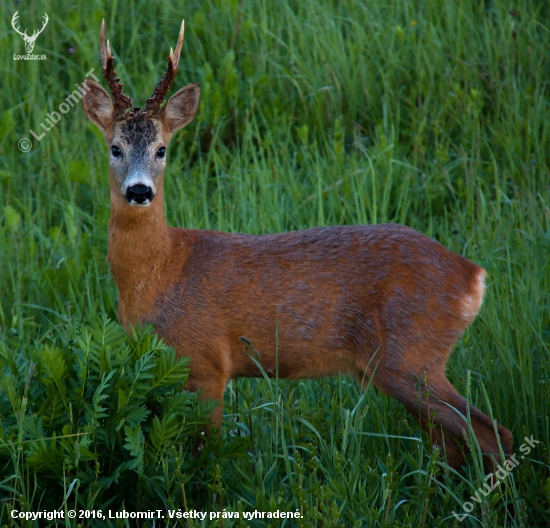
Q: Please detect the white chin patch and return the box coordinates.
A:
[128,199,152,207]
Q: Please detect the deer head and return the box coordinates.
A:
[11,11,49,54]
[82,20,200,208]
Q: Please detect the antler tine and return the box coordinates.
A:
[33,13,49,37]
[40,13,49,32]
[145,20,185,113]
[11,11,26,37]
[99,19,132,115]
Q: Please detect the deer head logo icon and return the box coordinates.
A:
[11,11,49,55]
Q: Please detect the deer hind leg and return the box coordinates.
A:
[354,358,465,469]
[373,367,513,472]
[401,399,466,470]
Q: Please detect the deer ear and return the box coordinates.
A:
[161,82,200,133]
[82,79,115,140]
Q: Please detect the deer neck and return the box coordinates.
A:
[107,179,172,328]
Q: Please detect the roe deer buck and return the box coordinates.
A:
[82,20,512,471]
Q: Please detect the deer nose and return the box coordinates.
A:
[125,184,154,205]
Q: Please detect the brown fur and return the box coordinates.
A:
[82,24,513,471]
[110,184,513,470]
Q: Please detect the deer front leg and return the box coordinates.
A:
[184,344,233,435]
[185,374,226,430]
[183,372,226,457]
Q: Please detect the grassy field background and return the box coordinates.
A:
[0,0,549,526]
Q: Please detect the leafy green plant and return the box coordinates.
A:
[0,315,225,520]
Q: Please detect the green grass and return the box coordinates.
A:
[1,0,549,526]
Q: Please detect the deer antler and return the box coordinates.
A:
[100,19,132,115]
[31,13,49,38]
[11,11,27,38]
[145,20,185,114]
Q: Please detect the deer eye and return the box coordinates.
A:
[111,146,122,158]
[156,147,166,159]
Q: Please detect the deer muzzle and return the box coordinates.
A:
[125,184,154,206]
